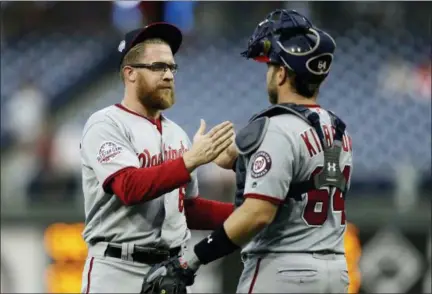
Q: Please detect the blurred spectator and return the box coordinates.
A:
[415,61,431,99]
[1,142,40,205]
[164,1,197,34]
[139,1,164,24]
[50,122,82,181]
[26,122,81,204]
[378,58,431,101]
[3,80,48,146]
[111,1,143,34]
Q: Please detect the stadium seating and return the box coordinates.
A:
[1,29,120,104]
[68,24,431,181]
[2,24,430,182]
[0,29,120,146]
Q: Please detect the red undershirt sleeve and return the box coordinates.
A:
[184,196,235,230]
[106,157,191,206]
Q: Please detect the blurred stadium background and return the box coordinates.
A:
[0,1,430,293]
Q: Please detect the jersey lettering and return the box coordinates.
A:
[302,166,351,226]
[137,142,188,168]
[300,126,352,158]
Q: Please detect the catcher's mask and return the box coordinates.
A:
[241,9,336,85]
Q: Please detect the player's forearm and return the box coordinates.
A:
[182,198,278,271]
[109,157,191,205]
[222,203,272,246]
[184,197,234,230]
[182,210,262,272]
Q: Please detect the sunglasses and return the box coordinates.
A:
[127,62,178,74]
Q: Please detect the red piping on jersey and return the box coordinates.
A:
[244,193,283,205]
[85,257,95,294]
[248,257,262,294]
[106,157,191,205]
[114,103,163,134]
[300,104,320,108]
[184,197,235,230]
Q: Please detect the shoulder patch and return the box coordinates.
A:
[97,141,123,164]
[235,117,269,155]
[250,151,272,178]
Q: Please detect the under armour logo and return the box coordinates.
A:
[327,162,337,172]
[207,235,213,243]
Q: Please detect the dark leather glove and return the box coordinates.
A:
[141,257,196,294]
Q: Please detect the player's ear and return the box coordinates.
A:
[123,66,137,83]
[276,66,287,86]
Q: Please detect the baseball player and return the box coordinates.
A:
[142,10,354,294]
[79,22,239,293]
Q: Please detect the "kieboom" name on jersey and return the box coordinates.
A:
[137,141,189,168]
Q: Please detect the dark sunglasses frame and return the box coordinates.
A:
[127,62,178,74]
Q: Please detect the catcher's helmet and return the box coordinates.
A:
[241,9,336,95]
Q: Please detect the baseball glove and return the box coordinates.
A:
[141,257,195,294]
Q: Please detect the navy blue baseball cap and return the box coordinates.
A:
[118,22,183,65]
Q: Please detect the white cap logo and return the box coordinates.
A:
[118,40,126,53]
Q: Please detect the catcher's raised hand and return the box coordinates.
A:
[141,257,196,294]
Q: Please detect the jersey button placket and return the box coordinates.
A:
[159,123,169,205]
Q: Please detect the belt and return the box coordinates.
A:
[313,250,343,255]
[241,250,343,259]
[104,244,181,265]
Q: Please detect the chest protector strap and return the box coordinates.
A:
[245,103,348,201]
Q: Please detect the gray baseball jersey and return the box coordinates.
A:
[80,104,198,249]
[241,106,353,254]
